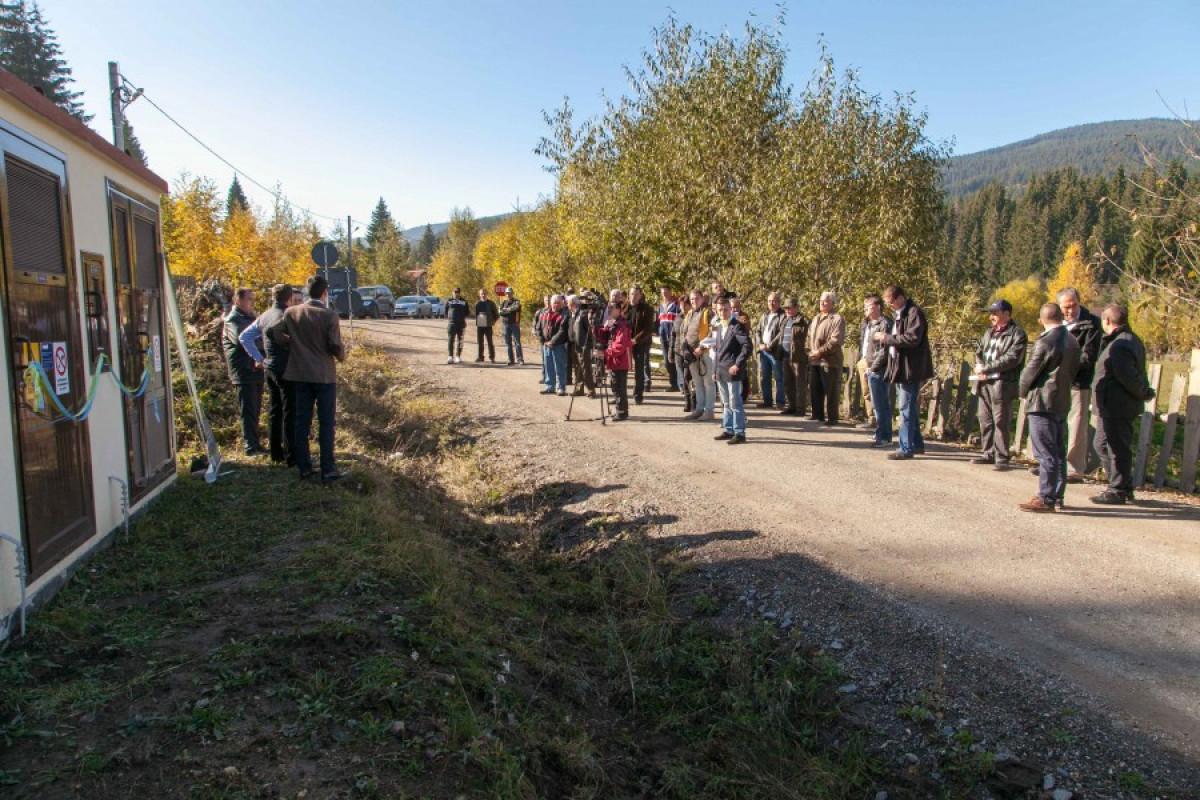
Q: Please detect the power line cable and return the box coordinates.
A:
[121,75,366,229]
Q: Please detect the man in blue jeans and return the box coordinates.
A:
[754,291,786,408]
[542,294,570,395]
[704,296,753,444]
[274,275,346,482]
[875,284,933,460]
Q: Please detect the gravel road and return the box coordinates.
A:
[353,318,1200,793]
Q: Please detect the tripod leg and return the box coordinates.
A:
[566,389,577,421]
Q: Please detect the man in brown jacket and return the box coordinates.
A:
[276,274,346,482]
[806,291,846,426]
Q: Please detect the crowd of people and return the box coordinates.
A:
[434,280,1155,510]
[218,274,1157,510]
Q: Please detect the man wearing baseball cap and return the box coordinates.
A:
[972,298,1028,470]
[498,286,524,365]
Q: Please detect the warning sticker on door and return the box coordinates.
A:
[152,334,162,372]
[52,341,69,395]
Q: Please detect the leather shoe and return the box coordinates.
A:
[728,434,746,444]
[1066,472,1086,484]
[887,451,913,460]
[714,432,734,441]
[970,456,994,465]
[1018,497,1055,513]
[1090,491,1127,505]
[321,471,346,484]
[779,407,795,415]
[993,461,1010,471]
[870,440,892,448]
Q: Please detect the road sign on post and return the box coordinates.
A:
[311,241,339,269]
[494,281,509,297]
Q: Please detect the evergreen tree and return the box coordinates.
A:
[0,1,89,121]
[365,198,395,251]
[415,223,438,266]
[122,118,147,166]
[226,176,250,218]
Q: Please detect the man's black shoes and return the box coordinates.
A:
[1090,491,1129,505]
[728,434,746,445]
[714,432,734,441]
[888,451,914,460]
[321,471,346,484]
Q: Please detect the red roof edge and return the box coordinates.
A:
[0,67,169,195]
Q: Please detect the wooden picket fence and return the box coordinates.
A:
[840,347,1200,494]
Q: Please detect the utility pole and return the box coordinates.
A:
[108,62,124,152]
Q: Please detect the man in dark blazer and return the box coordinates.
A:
[875,284,934,459]
[222,287,266,455]
[474,289,499,363]
[1017,303,1080,512]
[1056,287,1103,479]
[1090,304,1154,505]
[708,295,753,444]
[274,275,346,483]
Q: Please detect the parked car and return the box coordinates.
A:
[393,295,433,319]
[424,296,445,318]
[330,288,364,319]
[357,285,396,319]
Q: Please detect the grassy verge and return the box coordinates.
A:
[2,344,948,798]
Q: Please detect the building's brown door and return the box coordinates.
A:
[0,135,94,579]
[109,187,173,499]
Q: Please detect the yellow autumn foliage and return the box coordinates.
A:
[1046,242,1098,307]
[990,275,1045,335]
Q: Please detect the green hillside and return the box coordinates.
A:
[943,118,1193,197]
[402,211,514,243]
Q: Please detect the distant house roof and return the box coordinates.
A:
[0,67,168,194]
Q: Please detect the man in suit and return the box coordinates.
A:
[1056,287,1103,479]
[222,287,266,456]
[274,275,346,483]
[703,295,753,444]
[807,291,846,426]
[1017,303,1081,512]
[1090,303,1155,505]
[238,284,300,465]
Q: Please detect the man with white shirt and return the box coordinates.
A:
[700,296,753,444]
[1056,287,1103,480]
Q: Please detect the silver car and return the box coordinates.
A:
[424,296,445,318]
[393,295,432,319]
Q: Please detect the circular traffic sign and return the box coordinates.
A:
[311,241,340,268]
[494,281,509,297]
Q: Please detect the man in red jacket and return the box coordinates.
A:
[604,302,632,420]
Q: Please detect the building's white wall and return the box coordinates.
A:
[0,96,173,631]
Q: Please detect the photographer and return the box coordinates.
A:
[603,301,633,421]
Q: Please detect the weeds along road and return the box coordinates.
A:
[350,318,1200,767]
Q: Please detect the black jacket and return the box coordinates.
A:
[713,317,753,381]
[862,316,891,373]
[1066,305,1102,388]
[1093,327,1153,420]
[474,299,498,328]
[1019,325,1080,417]
[882,300,934,385]
[569,307,593,348]
[544,308,569,347]
[223,307,263,385]
[256,303,291,377]
[499,297,522,325]
[446,297,470,328]
[628,301,656,347]
[974,322,1028,385]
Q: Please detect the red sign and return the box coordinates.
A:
[493,281,509,297]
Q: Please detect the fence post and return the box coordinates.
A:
[1132,364,1163,488]
[924,376,941,436]
[951,361,972,440]
[1180,349,1200,494]
[1013,398,1029,457]
[1153,373,1188,488]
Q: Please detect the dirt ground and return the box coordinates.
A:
[353,318,1200,793]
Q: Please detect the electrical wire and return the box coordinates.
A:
[121,75,366,229]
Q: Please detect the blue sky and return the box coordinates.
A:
[47,0,1197,236]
